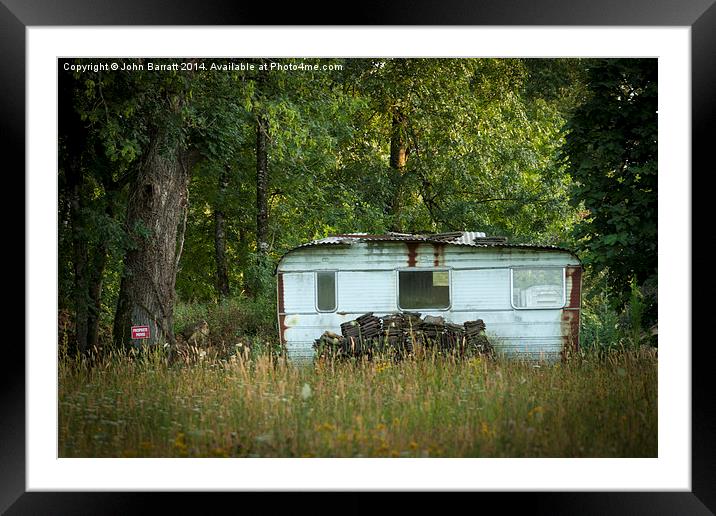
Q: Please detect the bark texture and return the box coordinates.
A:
[113,130,191,349]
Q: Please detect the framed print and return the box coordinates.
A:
[6,0,713,513]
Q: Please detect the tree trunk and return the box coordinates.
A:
[113,130,191,350]
[238,228,251,296]
[388,109,408,231]
[86,244,107,351]
[250,108,270,298]
[214,166,230,297]
[86,185,117,351]
[256,113,269,257]
[67,160,89,354]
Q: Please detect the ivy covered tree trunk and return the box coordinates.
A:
[113,130,191,350]
[214,166,230,298]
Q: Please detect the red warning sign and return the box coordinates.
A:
[131,325,151,339]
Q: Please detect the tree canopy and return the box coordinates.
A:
[561,58,657,313]
[57,57,657,352]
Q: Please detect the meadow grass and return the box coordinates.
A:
[58,344,657,458]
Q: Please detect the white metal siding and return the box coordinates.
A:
[452,269,511,311]
[283,310,565,362]
[282,272,315,313]
[337,271,396,313]
[278,242,580,361]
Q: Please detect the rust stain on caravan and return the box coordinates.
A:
[565,266,583,308]
[277,273,285,313]
[278,315,288,345]
[561,266,583,358]
[561,310,580,355]
[406,242,419,267]
[432,242,446,266]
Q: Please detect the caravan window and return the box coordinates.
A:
[511,268,565,309]
[398,270,450,310]
[316,271,336,312]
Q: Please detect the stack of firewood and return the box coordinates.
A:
[464,319,492,354]
[379,312,422,354]
[313,331,344,358]
[340,312,381,340]
[314,312,493,360]
[417,316,466,352]
[354,313,382,339]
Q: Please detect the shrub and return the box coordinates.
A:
[173,294,279,360]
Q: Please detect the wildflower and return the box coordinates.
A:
[211,447,229,458]
[527,406,545,422]
[301,383,312,400]
[480,421,491,436]
[315,422,336,432]
[173,432,189,457]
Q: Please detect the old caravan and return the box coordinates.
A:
[276,232,582,361]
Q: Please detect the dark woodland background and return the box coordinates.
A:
[57,58,657,355]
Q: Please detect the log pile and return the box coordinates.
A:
[379,311,422,355]
[417,315,466,352]
[314,312,493,360]
[340,312,382,340]
[464,319,493,354]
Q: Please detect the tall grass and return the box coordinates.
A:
[59,345,657,458]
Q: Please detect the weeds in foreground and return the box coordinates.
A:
[59,346,657,458]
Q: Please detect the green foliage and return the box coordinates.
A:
[174,295,277,348]
[561,59,657,310]
[579,276,627,354]
[579,270,657,354]
[331,58,581,242]
[627,278,645,344]
[59,57,658,351]
[57,58,659,462]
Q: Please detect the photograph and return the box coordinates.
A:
[5,4,709,509]
[57,56,658,459]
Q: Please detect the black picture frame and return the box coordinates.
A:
[5,1,712,513]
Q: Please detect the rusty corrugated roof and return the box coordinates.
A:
[283,231,577,256]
